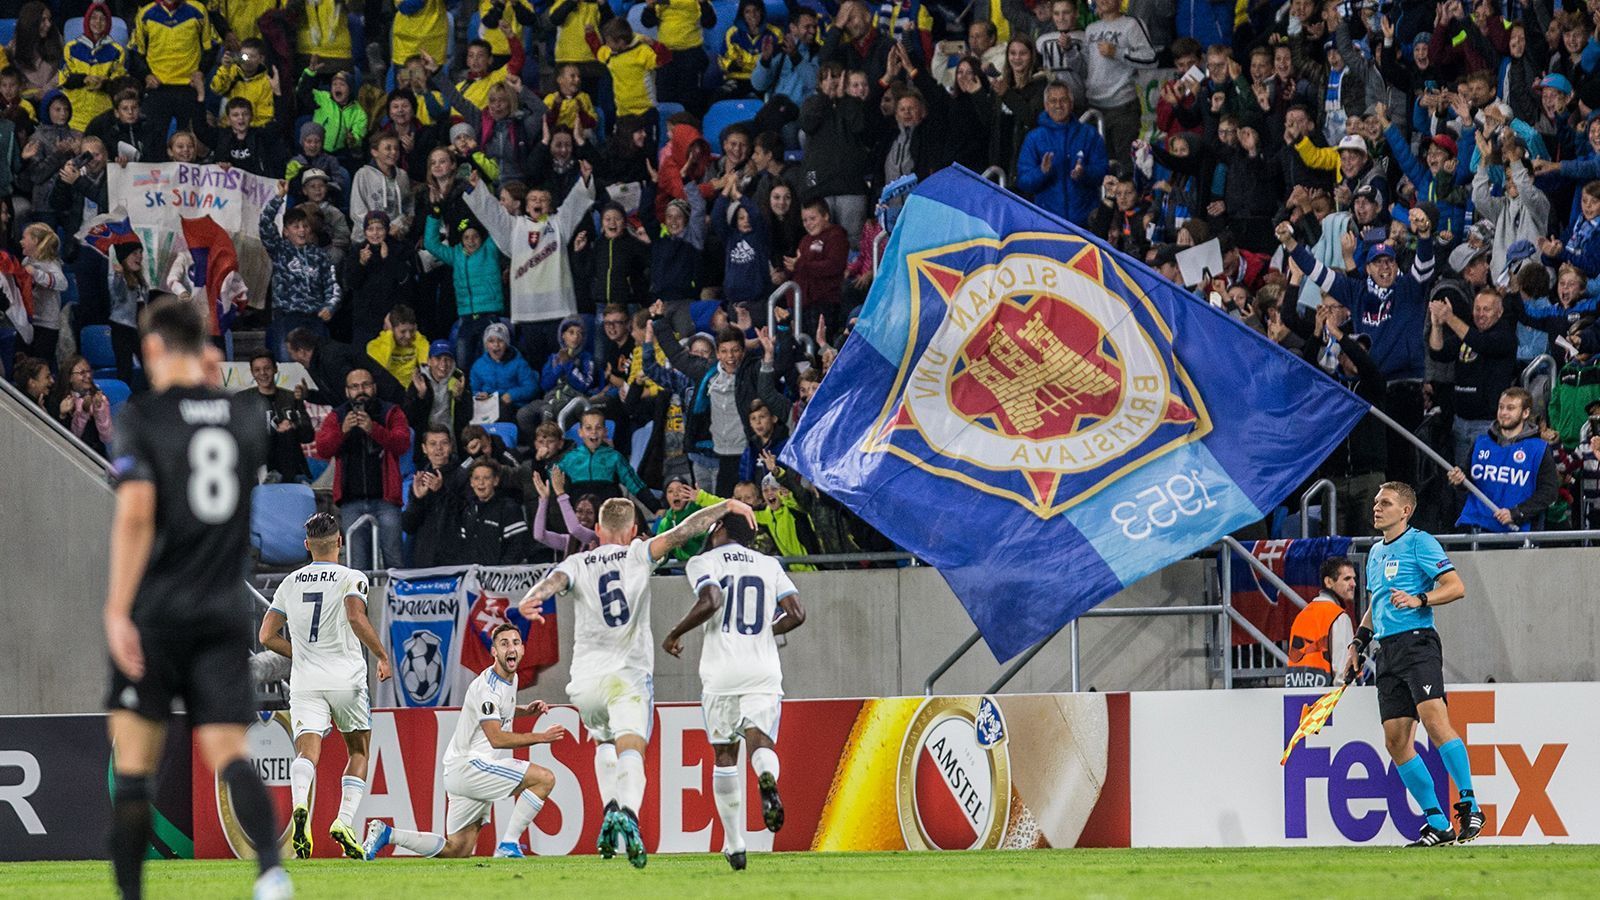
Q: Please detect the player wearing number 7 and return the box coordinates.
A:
[517,496,759,869]
[662,513,806,871]
[258,512,393,860]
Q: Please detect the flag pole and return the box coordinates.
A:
[1365,405,1503,513]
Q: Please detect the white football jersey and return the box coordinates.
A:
[556,539,663,682]
[684,543,797,695]
[270,562,370,693]
[443,666,517,771]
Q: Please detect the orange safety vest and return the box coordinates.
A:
[1284,599,1347,688]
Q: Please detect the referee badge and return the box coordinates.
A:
[1383,559,1399,580]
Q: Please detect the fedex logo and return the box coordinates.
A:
[1283,691,1568,841]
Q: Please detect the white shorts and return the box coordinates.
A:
[289,686,370,738]
[701,692,782,745]
[566,669,653,743]
[442,756,531,835]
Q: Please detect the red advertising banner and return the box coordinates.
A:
[193,694,1130,858]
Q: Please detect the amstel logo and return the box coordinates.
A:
[897,697,1010,850]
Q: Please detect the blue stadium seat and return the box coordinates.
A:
[690,299,721,333]
[626,3,657,39]
[81,324,115,374]
[705,1,737,54]
[401,474,414,511]
[250,484,317,567]
[702,98,762,147]
[629,420,653,472]
[484,421,520,450]
[98,378,131,414]
[0,20,16,47]
[63,16,130,45]
[398,427,416,478]
[655,101,685,148]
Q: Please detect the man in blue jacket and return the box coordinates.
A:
[1016,81,1109,226]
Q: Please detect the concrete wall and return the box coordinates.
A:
[0,393,114,715]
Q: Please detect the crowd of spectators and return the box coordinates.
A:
[4,0,1600,566]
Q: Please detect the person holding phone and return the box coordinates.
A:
[51,354,114,456]
[404,340,473,466]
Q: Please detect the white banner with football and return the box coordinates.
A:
[1130,683,1600,846]
[105,162,276,311]
[377,565,559,708]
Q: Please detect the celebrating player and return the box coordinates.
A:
[362,624,568,859]
[102,299,289,899]
[258,513,393,860]
[517,495,758,869]
[662,513,806,870]
[1341,482,1486,847]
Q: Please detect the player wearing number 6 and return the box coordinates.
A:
[1340,482,1485,847]
[102,299,290,899]
[258,513,393,860]
[517,495,758,869]
[662,513,806,871]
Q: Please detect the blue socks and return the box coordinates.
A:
[1396,756,1451,831]
[1438,739,1479,811]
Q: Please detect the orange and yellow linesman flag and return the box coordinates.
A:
[1280,684,1346,765]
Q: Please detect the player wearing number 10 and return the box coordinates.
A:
[258,512,393,861]
[663,514,806,871]
[102,299,288,900]
[518,495,760,869]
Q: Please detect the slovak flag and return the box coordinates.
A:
[74,209,142,259]
[0,251,34,343]
[458,566,560,689]
[165,216,248,336]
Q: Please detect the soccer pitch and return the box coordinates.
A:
[5,847,1596,898]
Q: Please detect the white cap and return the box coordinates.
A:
[1336,135,1368,154]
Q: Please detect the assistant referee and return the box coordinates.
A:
[1341,481,1487,847]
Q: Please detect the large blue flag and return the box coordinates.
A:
[780,166,1370,661]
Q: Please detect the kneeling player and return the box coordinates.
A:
[662,513,806,870]
[363,625,568,859]
[259,513,393,860]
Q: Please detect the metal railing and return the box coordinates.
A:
[767,281,817,357]
[343,513,384,570]
[0,374,112,472]
[1521,354,1557,414]
[1299,478,1338,538]
[1079,108,1105,139]
[872,228,888,273]
[980,165,1007,188]
[556,395,591,433]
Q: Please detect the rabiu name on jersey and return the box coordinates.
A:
[721,549,755,563]
[1471,463,1531,487]
[179,399,231,425]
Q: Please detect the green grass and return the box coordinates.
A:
[3,847,1596,899]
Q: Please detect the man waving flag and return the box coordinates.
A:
[780,166,1371,661]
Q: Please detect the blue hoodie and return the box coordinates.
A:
[470,343,539,404]
[540,316,602,394]
[1015,110,1108,225]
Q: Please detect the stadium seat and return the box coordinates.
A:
[398,427,416,478]
[0,20,15,47]
[626,3,657,39]
[250,484,317,567]
[655,101,685,148]
[690,299,721,333]
[63,16,130,45]
[401,474,414,511]
[81,325,115,375]
[97,378,131,414]
[629,421,653,472]
[702,98,762,147]
[484,421,519,450]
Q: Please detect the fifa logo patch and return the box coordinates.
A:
[897,696,1010,851]
[1383,559,1399,580]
